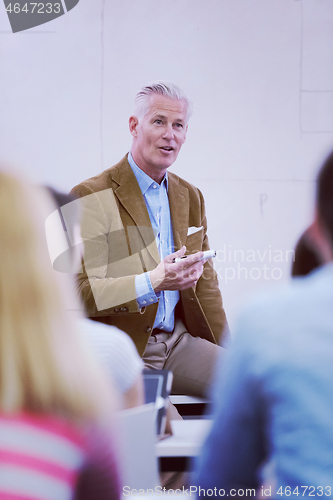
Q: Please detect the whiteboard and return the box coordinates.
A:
[1,0,332,326]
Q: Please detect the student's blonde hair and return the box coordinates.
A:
[0,171,116,425]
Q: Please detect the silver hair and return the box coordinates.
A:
[134,81,193,122]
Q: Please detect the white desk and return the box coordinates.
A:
[169,395,208,405]
[156,419,212,458]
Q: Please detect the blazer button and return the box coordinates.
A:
[114,308,119,313]
[146,327,152,334]
[120,307,129,312]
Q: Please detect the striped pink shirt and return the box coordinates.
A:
[0,413,119,500]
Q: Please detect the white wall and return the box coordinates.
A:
[1,0,333,326]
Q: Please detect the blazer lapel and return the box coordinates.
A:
[168,173,189,251]
[111,157,160,265]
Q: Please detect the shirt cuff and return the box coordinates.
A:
[135,272,159,307]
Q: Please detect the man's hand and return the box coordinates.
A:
[150,246,207,292]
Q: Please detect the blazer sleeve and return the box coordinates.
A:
[70,182,141,316]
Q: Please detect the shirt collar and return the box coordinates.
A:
[128,152,168,195]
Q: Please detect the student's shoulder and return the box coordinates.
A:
[79,319,141,361]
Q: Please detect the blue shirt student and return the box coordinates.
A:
[194,264,333,498]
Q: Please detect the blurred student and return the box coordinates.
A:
[291,224,322,277]
[46,188,182,490]
[194,152,333,497]
[46,187,144,409]
[0,171,120,499]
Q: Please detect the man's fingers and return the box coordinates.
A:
[173,245,186,257]
[178,275,199,290]
[155,248,205,292]
[165,246,187,263]
[179,262,203,283]
[179,251,204,268]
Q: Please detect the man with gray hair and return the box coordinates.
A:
[71,81,228,400]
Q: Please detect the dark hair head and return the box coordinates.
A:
[46,186,76,213]
[45,186,80,235]
[316,151,333,245]
[44,187,81,272]
[291,227,322,277]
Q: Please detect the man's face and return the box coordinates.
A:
[129,94,188,182]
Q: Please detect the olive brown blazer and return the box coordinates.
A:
[71,156,228,356]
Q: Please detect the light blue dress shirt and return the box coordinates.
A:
[128,152,179,332]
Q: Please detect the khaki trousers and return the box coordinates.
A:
[143,319,222,398]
